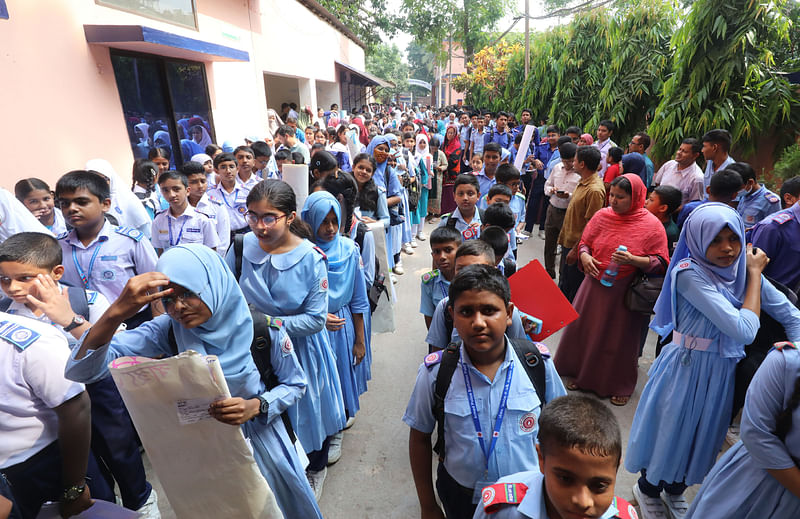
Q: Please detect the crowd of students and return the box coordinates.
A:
[2,102,800,519]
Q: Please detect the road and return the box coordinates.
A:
[143,220,703,518]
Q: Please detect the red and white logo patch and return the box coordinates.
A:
[425,353,439,364]
[678,261,690,269]
[519,412,536,433]
[481,486,496,505]
[281,336,293,354]
[320,278,328,291]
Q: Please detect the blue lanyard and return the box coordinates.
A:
[220,188,239,208]
[462,360,513,468]
[168,215,188,247]
[71,243,102,289]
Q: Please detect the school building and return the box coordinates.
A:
[0,0,390,189]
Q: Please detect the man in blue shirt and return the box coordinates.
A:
[512,108,539,157]
[729,162,781,231]
[628,131,655,189]
[524,126,560,237]
[484,111,514,150]
[701,129,736,194]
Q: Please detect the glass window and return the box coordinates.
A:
[97,0,197,30]
[110,51,214,167]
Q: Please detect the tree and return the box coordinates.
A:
[366,43,409,103]
[316,0,401,51]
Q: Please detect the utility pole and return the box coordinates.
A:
[448,28,453,106]
[524,0,530,79]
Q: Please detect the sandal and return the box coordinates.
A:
[566,381,580,391]
[610,395,630,406]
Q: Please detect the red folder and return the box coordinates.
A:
[508,259,579,341]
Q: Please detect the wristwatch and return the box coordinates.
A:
[63,314,86,332]
[62,483,86,502]
[255,395,269,418]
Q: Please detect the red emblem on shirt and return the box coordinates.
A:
[519,412,536,433]
[320,278,328,291]
[481,486,496,506]
[678,261,690,269]
[281,336,293,354]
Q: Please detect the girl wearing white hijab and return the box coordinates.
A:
[85,159,152,238]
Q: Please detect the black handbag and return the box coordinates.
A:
[624,255,668,315]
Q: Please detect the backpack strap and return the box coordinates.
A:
[432,341,461,458]
[234,233,245,282]
[65,287,90,320]
[0,298,11,313]
[167,322,178,356]
[445,214,458,229]
[509,338,547,404]
[354,222,367,250]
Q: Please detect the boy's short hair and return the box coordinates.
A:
[487,184,513,201]
[0,232,63,270]
[653,185,682,215]
[429,226,462,247]
[514,132,524,145]
[402,132,414,142]
[780,176,800,199]
[55,170,110,201]
[158,170,188,187]
[495,164,521,183]
[274,149,293,162]
[234,145,254,157]
[576,146,602,172]
[726,162,756,184]
[556,135,572,147]
[546,124,560,135]
[702,129,732,153]
[454,240,495,263]
[709,168,744,198]
[453,174,480,193]
[291,152,305,165]
[250,141,272,159]
[598,119,616,133]
[276,125,295,137]
[483,142,502,156]
[608,146,624,163]
[479,226,509,261]
[448,264,510,306]
[213,152,237,168]
[565,125,582,135]
[558,142,578,160]
[179,161,205,176]
[484,202,515,230]
[538,395,622,465]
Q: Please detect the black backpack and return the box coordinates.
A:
[0,286,89,320]
[353,222,389,313]
[432,339,548,458]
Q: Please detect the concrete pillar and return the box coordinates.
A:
[298,77,318,115]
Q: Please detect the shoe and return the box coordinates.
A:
[393,261,404,275]
[660,490,688,519]
[516,237,524,245]
[307,467,327,501]
[725,423,740,446]
[136,490,161,519]
[519,230,531,237]
[344,416,356,430]
[632,483,668,519]
[537,230,546,239]
[416,232,426,241]
[410,240,418,248]
[327,432,343,465]
[390,273,398,284]
[402,243,414,255]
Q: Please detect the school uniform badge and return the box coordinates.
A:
[772,212,792,225]
[519,412,536,433]
[0,321,41,350]
[320,278,328,291]
[280,336,293,355]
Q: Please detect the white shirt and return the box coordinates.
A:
[195,193,231,256]
[0,312,84,468]
[151,203,220,251]
[0,188,54,243]
[208,183,251,231]
[236,173,260,190]
[593,138,617,178]
[543,163,581,209]
[654,159,705,204]
[4,285,110,340]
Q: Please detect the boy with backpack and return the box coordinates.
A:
[405,264,566,519]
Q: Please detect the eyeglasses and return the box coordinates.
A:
[246,212,288,227]
[162,290,200,308]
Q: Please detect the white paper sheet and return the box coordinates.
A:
[514,125,536,171]
[109,352,281,519]
[37,499,139,518]
[368,221,396,333]
[282,164,309,212]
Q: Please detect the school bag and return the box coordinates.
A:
[353,222,389,314]
[0,286,90,320]
[431,339,547,458]
[384,168,405,226]
[444,208,485,232]
[487,128,513,149]
[167,232,297,442]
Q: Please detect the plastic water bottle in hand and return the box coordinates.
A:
[600,245,627,287]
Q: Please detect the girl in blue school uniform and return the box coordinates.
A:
[625,203,800,518]
[301,191,370,450]
[366,136,403,272]
[230,179,346,498]
[63,244,322,519]
[686,342,800,518]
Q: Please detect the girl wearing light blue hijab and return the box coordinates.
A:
[65,244,323,519]
[301,191,370,422]
[366,135,404,270]
[625,204,800,516]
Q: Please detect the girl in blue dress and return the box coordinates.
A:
[63,244,322,519]
[229,179,346,498]
[301,191,370,441]
[625,204,800,518]
[366,136,403,271]
[687,342,800,518]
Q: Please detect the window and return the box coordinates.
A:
[97,0,197,30]
[110,51,214,167]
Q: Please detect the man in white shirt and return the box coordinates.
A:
[653,137,705,206]
[542,143,581,278]
[593,119,617,178]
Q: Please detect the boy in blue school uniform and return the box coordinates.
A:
[183,162,231,256]
[439,174,483,241]
[420,226,462,330]
[207,152,251,239]
[151,170,219,255]
[729,162,781,231]
[473,395,636,519]
[406,264,566,519]
[0,233,160,517]
[55,170,159,327]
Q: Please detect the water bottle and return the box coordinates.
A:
[600,245,627,287]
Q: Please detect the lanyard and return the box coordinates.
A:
[439,280,448,300]
[220,188,239,208]
[462,360,513,469]
[168,215,188,247]
[71,243,102,289]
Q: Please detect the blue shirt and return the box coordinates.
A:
[703,155,736,194]
[750,203,800,289]
[736,184,781,229]
[402,338,566,488]
[475,169,497,196]
[425,297,528,350]
[534,145,557,180]
[483,128,515,150]
[438,207,483,241]
[677,199,709,228]
[642,153,655,189]
[513,125,539,156]
[419,270,450,317]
